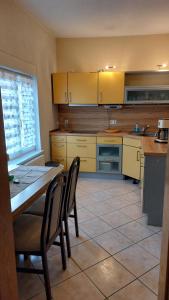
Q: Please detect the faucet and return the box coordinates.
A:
[141,124,150,135]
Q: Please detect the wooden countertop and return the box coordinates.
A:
[142,136,168,156]
[50,130,168,156]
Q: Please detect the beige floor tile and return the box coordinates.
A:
[109,279,157,300]
[136,216,161,233]
[80,217,112,238]
[32,254,81,286]
[31,273,104,300]
[140,265,160,295]
[138,233,162,259]
[71,239,110,270]
[117,221,154,242]
[87,201,115,216]
[114,244,159,277]
[17,272,44,300]
[77,207,96,223]
[85,257,135,297]
[119,204,143,220]
[69,225,90,247]
[94,230,133,255]
[100,210,133,228]
[90,190,114,202]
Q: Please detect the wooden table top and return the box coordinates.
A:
[11,165,63,220]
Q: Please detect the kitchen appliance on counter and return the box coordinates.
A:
[155,119,169,143]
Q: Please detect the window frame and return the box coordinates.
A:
[0,66,41,163]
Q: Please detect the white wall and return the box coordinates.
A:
[0,0,58,160]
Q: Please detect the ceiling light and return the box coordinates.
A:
[105,65,117,70]
[157,63,168,71]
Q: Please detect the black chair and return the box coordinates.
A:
[63,156,80,257]
[24,157,80,258]
[14,173,66,300]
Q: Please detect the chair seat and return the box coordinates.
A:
[14,214,43,252]
[25,194,45,216]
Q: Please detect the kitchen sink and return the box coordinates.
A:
[130,132,156,137]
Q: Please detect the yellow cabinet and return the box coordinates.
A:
[52,73,68,104]
[67,135,96,172]
[67,143,96,158]
[97,136,122,144]
[67,157,96,172]
[98,72,124,104]
[51,135,67,170]
[68,72,98,104]
[122,144,141,180]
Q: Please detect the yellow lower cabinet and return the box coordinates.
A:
[122,145,141,180]
[51,142,66,158]
[67,143,96,158]
[67,157,96,172]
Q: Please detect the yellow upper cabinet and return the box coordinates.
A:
[68,72,98,104]
[98,72,124,104]
[52,73,68,104]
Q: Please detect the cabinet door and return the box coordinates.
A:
[122,145,140,180]
[98,72,124,104]
[67,157,96,172]
[52,73,68,104]
[68,72,98,104]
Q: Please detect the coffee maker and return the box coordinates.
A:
[155,119,169,143]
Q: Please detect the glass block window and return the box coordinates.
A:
[0,68,41,160]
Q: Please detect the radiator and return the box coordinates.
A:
[24,154,45,166]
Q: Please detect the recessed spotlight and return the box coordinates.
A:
[105,65,117,70]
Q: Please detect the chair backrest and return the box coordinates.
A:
[40,173,65,249]
[64,156,80,216]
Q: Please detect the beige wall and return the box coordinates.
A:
[56,34,169,72]
[0,0,58,160]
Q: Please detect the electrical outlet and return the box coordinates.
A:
[110,119,117,125]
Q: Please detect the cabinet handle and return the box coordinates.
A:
[69,92,72,102]
[100,92,103,102]
[65,92,67,102]
[77,145,87,148]
[81,159,87,162]
[76,139,87,142]
[57,145,64,148]
[137,150,140,161]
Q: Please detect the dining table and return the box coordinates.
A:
[9,164,64,220]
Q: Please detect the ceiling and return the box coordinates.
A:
[16,0,169,38]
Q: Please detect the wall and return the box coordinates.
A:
[56,34,169,72]
[0,0,58,160]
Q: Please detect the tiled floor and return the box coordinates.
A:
[18,176,161,300]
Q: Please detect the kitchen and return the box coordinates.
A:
[1,1,169,300]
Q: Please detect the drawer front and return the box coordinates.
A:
[51,157,67,171]
[51,143,66,158]
[67,157,96,172]
[67,143,96,158]
[123,137,141,148]
[67,136,96,144]
[97,160,121,174]
[51,135,66,143]
[97,136,122,145]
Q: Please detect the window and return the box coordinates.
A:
[0,68,41,161]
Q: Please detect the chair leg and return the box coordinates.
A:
[64,218,71,258]
[74,201,79,237]
[41,252,52,300]
[60,224,67,270]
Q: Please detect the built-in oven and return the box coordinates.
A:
[96,144,122,174]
